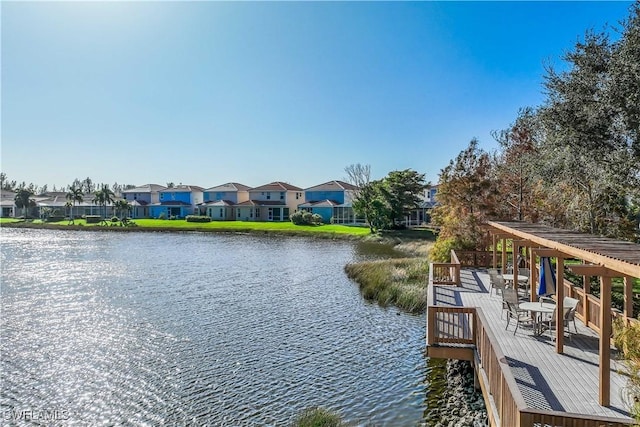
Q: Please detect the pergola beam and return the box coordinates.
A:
[566,265,620,278]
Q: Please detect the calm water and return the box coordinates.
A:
[0,228,428,426]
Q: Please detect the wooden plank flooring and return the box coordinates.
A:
[435,268,634,422]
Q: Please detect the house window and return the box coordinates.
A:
[283,208,290,220]
[219,208,223,217]
[255,208,260,218]
[296,192,301,199]
[160,193,164,200]
[237,210,240,218]
[266,192,271,200]
[280,192,284,200]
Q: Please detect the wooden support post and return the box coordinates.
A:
[624,276,633,322]
[600,276,612,406]
[556,257,564,354]
[583,260,590,326]
[492,234,497,269]
[529,247,536,302]
[501,238,507,274]
[513,242,520,285]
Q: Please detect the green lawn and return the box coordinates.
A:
[1,217,373,237]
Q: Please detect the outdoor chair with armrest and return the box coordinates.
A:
[505,299,534,335]
[542,296,581,340]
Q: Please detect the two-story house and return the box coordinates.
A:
[200,183,251,220]
[298,180,359,223]
[150,185,204,219]
[121,184,166,218]
[235,181,304,221]
[406,185,438,226]
[0,190,16,217]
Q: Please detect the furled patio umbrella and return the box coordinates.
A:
[537,257,556,297]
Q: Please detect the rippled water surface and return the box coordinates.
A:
[1,228,427,425]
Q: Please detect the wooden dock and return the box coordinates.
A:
[427,267,635,426]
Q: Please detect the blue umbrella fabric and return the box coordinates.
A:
[538,257,556,297]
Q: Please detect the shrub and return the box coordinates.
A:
[290,210,324,226]
[158,212,167,220]
[85,215,101,224]
[169,215,177,220]
[186,215,212,223]
[111,216,119,222]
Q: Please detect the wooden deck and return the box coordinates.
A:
[427,267,635,426]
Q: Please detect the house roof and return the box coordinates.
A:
[235,200,287,207]
[198,200,234,207]
[298,199,340,208]
[304,180,359,192]
[129,200,148,206]
[0,199,16,207]
[0,190,16,199]
[151,200,192,206]
[122,184,166,193]
[159,185,204,193]
[250,181,303,192]
[204,182,251,192]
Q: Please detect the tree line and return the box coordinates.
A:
[432,2,640,259]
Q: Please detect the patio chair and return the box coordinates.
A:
[489,272,506,297]
[544,296,581,340]
[505,300,533,335]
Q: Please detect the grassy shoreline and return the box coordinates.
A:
[344,243,432,314]
[0,218,436,243]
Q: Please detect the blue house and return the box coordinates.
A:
[121,184,166,218]
[200,182,251,220]
[299,180,359,223]
[149,185,204,219]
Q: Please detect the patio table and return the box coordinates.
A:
[519,301,556,336]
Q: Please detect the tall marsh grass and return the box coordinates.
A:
[344,258,429,313]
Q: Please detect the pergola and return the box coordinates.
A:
[486,221,640,407]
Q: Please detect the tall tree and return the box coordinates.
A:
[492,108,541,221]
[92,184,115,219]
[14,189,35,218]
[431,139,497,258]
[352,180,390,233]
[66,185,84,224]
[82,177,95,194]
[382,169,427,226]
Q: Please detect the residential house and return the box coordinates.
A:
[298,180,360,223]
[0,190,16,217]
[200,183,250,220]
[34,191,117,218]
[149,185,204,219]
[406,185,438,226]
[122,184,166,218]
[235,182,304,221]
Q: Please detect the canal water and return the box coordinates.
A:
[1,228,429,425]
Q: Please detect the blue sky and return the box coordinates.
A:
[1,1,634,190]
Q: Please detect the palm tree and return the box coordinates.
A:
[113,199,131,220]
[92,184,115,219]
[66,185,84,224]
[14,189,35,219]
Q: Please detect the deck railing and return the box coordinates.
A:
[426,283,475,346]
[429,249,461,286]
[456,250,494,268]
